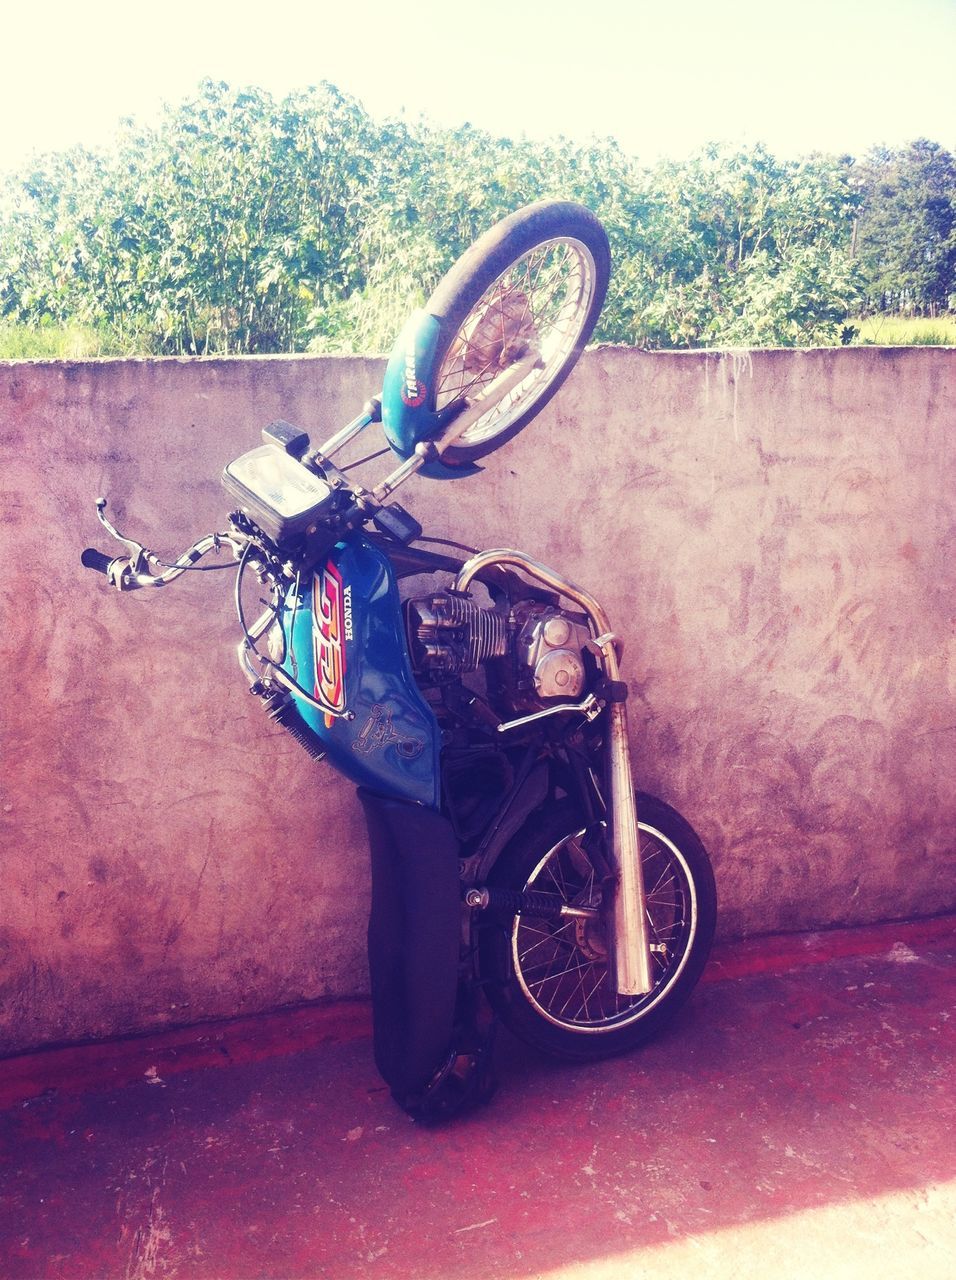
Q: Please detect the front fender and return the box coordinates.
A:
[381,309,481,481]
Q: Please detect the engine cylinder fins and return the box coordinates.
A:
[406,592,508,675]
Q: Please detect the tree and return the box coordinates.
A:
[853,140,956,315]
[602,145,863,347]
[0,82,927,354]
[1,80,383,353]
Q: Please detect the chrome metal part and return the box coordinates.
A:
[543,616,572,647]
[533,647,585,698]
[589,630,623,662]
[433,236,598,448]
[406,593,508,676]
[454,549,653,997]
[371,354,545,505]
[371,444,428,504]
[317,408,375,458]
[561,904,601,922]
[495,694,601,734]
[453,549,610,633]
[95,501,246,591]
[433,351,543,451]
[509,819,699,1033]
[605,698,652,994]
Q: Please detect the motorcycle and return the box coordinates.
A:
[82,201,717,1121]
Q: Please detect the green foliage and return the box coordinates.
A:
[853,140,956,315]
[0,320,116,359]
[0,80,948,355]
[607,146,864,347]
[1,81,381,354]
[852,313,956,345]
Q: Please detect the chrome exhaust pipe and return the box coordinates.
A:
[453,549,653,996]
[601,651,654,996]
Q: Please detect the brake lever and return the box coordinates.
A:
[95,498,151,576]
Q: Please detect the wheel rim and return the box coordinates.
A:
[511,824,699,1033]
[434,237,597,446]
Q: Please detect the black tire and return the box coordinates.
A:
[424,200,610,465]
[481,794,716,1061]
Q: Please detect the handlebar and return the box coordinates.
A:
[83,495,368,725]
[82,530,246,590]
[80,547,118,576]
[83,498,249,590]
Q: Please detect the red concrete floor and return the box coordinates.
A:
[1,916,954,1280]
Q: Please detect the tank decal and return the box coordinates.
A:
[282,536,440,808]
[312,561,348,725]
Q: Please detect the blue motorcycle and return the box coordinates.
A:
[83,201,716,1120]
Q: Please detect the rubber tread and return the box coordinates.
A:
[423,200,611,465]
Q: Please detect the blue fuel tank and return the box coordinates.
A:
[281,535,440,809]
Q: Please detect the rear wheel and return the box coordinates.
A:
[481,794,716,1060]
[424,201,610,464]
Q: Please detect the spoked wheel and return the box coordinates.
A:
[481,794,716,1060]
[423,201,610,464]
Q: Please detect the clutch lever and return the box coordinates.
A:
[94,498,151,576]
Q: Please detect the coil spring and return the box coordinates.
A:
[465,886,567,919]
[263,692,327,761]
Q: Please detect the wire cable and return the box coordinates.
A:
[339,446,392,473]
[416,535,479,555]
[147,558,239,572]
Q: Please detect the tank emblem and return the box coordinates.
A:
[353,703,425,760]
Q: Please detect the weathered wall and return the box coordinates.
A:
[1,348,953,1055]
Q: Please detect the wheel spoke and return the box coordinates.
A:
[508,815,702,1032]
[555,960,599,1018]
[645,864,678,899]
[580,964,608,1019]
[527,955,599,994]
[521,247,560,324]
[646,920,682,943]
[539,851,575,899]
[517,923,576,965]
[432,235,597,446]
[525,251,578,328]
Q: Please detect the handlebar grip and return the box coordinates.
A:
[81,547,116,575]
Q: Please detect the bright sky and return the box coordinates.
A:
[3,0,953,171]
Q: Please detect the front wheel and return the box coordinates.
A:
[481,794,716,1061]
[424,200,610,464]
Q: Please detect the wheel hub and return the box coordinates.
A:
[574,915,608,963]
[458,286,537,373]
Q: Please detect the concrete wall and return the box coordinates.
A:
[1,348,953,1055]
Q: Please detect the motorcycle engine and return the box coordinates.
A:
[406,592,593,716]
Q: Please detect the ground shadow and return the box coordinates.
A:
[1,935,953,1279]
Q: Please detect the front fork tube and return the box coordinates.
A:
[454,548,654,999]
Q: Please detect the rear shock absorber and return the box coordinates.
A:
[464,886,597,921]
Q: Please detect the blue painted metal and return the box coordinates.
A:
[282,536,440,809]
[381,309,480,480]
